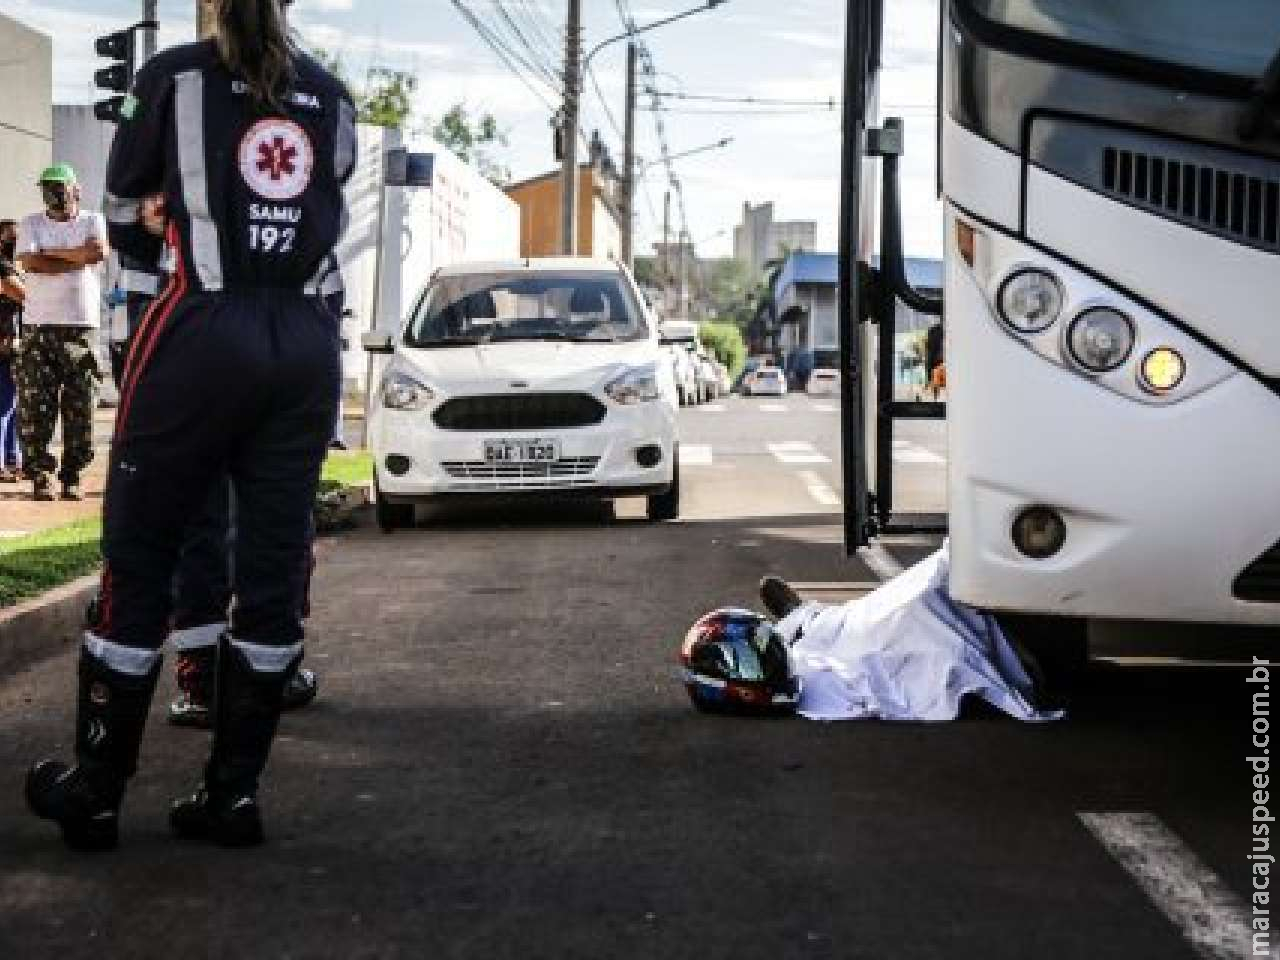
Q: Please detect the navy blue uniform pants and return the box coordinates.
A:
[93,288,338,670]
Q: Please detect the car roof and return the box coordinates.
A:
[433,257,625,278]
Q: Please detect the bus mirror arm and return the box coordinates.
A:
[870,118,944,318]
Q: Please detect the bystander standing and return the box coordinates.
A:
[0,219,24,482]
[13,164,107,501]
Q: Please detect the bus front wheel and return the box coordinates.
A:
[995,614,1087,708]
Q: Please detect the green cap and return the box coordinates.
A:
[38,163,78,186]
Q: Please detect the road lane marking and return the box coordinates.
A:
[759,403,789,413]
[769,442,832,465]
[892,440,946,465]
[1078,811,1269,960]
[858,544,906,581]
[679,444,713,467]
[698,404,726,413]
[813,403,838,413]
[797,470,840,507]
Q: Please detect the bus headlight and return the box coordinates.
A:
[997,268,1063,334]
[1067,308,1135,373]
[1139,347,1186,394]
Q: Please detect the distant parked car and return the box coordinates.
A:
[713,361,733,397]
[746,366,787,397]
[806,367,840,396]
[696,351,720,402]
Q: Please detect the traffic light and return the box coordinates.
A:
[93,28,134,123]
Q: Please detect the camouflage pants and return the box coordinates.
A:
[16,326,98,483]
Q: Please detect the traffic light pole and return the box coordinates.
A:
[143,0,158,59]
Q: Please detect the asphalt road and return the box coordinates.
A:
[0,396,1267,959]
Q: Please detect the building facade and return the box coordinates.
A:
[733,201,817,277]
[506,165,623,260]
[0,13,53,222]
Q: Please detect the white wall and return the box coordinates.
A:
[0,14,52,222]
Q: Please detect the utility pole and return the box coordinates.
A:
[621,42,637,267]
[142,0,158,59]
[559,0,582,256]
[196,0,215,39]
[662,189,671,309]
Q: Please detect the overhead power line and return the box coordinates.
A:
[451,0,560,109]
[647,89,840,108]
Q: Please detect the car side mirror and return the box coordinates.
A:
[362,332,395,354]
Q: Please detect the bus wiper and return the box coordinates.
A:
[1239,44,1280,141]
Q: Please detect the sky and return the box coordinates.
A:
[1,0,942,260]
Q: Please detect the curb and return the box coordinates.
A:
[0,572,98,678]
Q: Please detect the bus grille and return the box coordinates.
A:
[1234,540,1280,604]
[432,394,606,431]
[1102,145,1280,254]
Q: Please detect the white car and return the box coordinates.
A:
[364,259,681,529]
[806,367,840,396]
[746,367,787,397]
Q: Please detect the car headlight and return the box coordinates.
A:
[605,365,661,405]
[1067,307,1135,373]
[381,369,435,411]
[997,268,1063,334]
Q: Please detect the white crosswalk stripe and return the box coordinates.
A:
[768,442,831,465]
[813,403,838,414]
[1079,811,1271,960]
[698,404,727,413]
[797,470,840,507]
[759,403,789,413]
[679,444,713,467]
[892,440,946,465]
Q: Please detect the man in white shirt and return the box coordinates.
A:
[15,163,107,501]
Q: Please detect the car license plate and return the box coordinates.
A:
[483,439,560,463]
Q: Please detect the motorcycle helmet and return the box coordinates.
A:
[680,608,798,714]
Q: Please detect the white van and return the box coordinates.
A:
[363,258,680,530]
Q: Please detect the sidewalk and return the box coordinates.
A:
[0,407,112,537]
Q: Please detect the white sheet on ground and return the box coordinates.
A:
[777,545,1063,723]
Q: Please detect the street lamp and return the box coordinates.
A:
[584,1,729,72]
[562,0,729,261]
[639,137,734,175]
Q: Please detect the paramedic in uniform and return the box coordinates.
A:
[26,0,357,850]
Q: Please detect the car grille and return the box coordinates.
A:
[1235,539,1280,604]
[432,394,607,431]
[439,457,600,489]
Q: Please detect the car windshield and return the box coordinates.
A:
[964,0,1280,79]
[404,272,647,347]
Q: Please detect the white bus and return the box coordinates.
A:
[839,1,1280,670]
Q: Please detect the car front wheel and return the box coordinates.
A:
[646,454,681,522]
[375,481,415,533]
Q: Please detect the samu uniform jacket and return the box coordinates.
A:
[92,39,356,677]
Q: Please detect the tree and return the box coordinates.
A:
[360,68,417,129]
[698,321,748,378]
[308,47,416,129]
[431,104,511,186]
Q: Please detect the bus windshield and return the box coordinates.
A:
[964,0,1280,80]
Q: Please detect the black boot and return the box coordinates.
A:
[26,650,160,852]
[759,576,803,620]
[170,637,299,848]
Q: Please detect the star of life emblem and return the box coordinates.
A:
[238,117,315,202]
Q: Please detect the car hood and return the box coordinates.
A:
[395,340,657,395]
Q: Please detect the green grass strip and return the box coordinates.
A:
[0,452,373,609]
[0,517,103,609]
